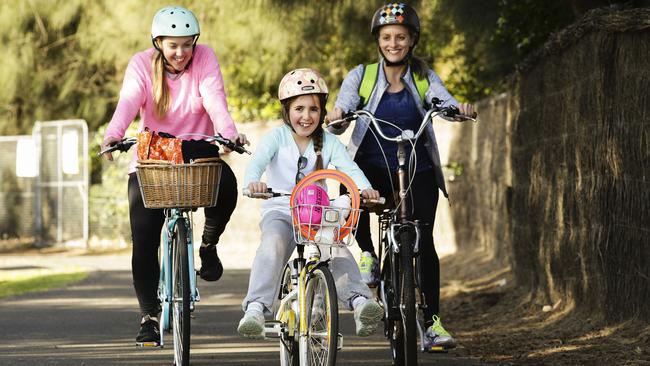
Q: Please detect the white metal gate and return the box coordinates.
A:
[33,120,89,246]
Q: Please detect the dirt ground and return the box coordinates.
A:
[439,248,650,365]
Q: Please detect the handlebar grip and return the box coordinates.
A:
[98,138,136,156]
[327,111,358,129]
[232,144,251,155]
[362,197,386,205]
[342,111,357,120]
[213,134,251,155]
[242,188,274,199]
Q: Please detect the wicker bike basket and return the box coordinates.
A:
[135,158,222,209]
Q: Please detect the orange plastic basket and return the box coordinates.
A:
[290,169,361,246]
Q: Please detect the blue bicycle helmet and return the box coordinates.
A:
[151,6,200,40]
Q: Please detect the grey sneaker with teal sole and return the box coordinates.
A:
[424,315,456,350]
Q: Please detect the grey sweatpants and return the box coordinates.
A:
[242,210,373,315]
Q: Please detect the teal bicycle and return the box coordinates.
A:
[100,134,249,366]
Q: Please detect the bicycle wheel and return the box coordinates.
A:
[279,264,299,366]
[399,229,418,365]
[304,265,338,366]
[381,245,405,366]
[172,218,191,366]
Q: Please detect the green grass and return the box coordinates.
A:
[0,270,88,299]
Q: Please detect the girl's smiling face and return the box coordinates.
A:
[159,36,195,72]
[288,95,322,137]
[378,24,414,64]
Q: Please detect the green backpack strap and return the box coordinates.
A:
[358,63,379,108]
[412,70,429,106]
[357,63,429,108]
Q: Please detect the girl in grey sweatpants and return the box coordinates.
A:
[242,210,372,314]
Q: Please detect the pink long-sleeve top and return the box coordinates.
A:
[104,44,239,173]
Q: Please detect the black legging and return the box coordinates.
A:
[354,161,441,319]
[127,161,238,317]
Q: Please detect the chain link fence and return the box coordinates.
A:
[0,120,89,248]
[0,136,37,241]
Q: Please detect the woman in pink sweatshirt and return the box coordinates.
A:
[100,6,248,345]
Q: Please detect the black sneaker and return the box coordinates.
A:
[136,315,160,345]
[199,245,223,282]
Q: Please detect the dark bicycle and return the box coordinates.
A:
[329,100,476,366]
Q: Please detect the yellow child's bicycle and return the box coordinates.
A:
[244,169,382,366]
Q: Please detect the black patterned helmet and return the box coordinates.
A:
[371,3,420,44]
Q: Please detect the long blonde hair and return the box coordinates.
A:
[151,38,170,119]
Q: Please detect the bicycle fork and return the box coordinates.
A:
[158,214,200,346]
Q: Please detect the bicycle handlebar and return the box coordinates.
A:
[98,137,137,156]
[327,100,476,143]
[242,188,386,206]
[429,97,478,122]
[242,188,290,199]
[98,134,251,157]
[204,134,251,155]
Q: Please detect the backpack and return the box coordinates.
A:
[357,63,429,109]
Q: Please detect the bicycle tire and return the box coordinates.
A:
[399,229,418,365]
[381,240,405,366]
[160,238,172,334]
[172,218,191,366]
[304,265,338,366]
[279,264,299,366]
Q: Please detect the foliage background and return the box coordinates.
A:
[1,0,596,136]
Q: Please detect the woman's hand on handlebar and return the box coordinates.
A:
[457,103,477,119]
[222,133,250,153]
[326,107,350,132]
[100,137,121,161]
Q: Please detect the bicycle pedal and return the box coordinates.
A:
[337,333,343,350]
[264,320,282,338]
[136,341,161,348]
[425,346,447,353]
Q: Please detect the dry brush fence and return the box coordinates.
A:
[448,7,650,321]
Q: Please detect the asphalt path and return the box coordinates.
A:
[0,266,480,365]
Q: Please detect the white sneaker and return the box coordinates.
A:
[237,309,265,339]
[353,299,383,337]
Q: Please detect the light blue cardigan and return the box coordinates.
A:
[244,124,372,217]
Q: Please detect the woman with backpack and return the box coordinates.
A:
[327,2,475,349]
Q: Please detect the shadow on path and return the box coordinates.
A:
[0,269,480,365]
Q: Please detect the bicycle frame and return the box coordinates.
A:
[265,244,342,366]
[158,208,199,347]
[100,133,249,366]
[331,108,470,362]
[377,213,429,346]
